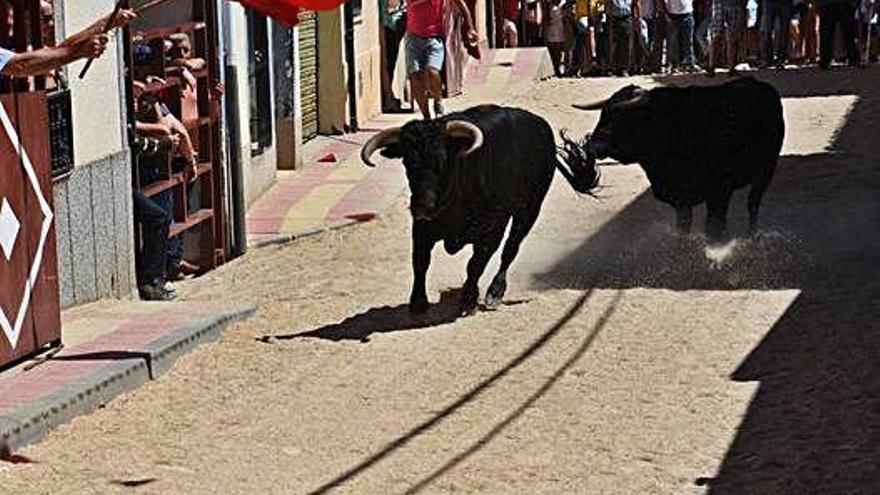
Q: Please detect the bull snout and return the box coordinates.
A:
[410,190,439,221]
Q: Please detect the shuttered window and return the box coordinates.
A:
[298,12,319,141]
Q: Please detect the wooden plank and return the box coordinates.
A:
[0,92,60,366]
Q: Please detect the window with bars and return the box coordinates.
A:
[0,0,74,178]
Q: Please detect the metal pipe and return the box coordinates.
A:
[343,1,359,132]
[223,4,247,257]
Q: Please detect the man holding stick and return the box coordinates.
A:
[0,5,136,78]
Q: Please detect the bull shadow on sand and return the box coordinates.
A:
[259,290,527,344]
[538,67,880,492]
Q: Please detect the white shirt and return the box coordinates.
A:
[665,0,693,14]
[0,48,13,74]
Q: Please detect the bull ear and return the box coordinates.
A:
[611,89,649,111]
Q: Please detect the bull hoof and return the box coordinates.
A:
[409,295,429,315]
[485,280,507,310]
[484,293,503,311]
[458,294,479,317]
[459,302,478,317]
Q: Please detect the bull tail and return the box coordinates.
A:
[555,129,601,196]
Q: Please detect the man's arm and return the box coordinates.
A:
[59,9,137,49]
[135,120,174,138]
[453,0,478,42]
[0,7,135,78]
[1,39,106,77]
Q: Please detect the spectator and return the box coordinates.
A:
[524,0,544,46]
[568,0,593,75]
[167,33,206,73]
[818,0,859,68]
[803,0,820,63]
[503,0,521,47]
[589,0,610,72]
[131,135,177,301]
[545,0,568,75]
[666,0,698,71]
[859,0,878,62]
[635,0,656,72]
[380,0,407,111]
[607,0,635,75]
[0,7,135,77]
[136,92,199,182]
[694,0,713,65]
[707,0,746,74]
[789,0,809,62]
[761,0,793,68]
[406,0,477,119]
[649,0,668,70]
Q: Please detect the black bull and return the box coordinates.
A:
[569,76,785,244]
[361,104,599,315]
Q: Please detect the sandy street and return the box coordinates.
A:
[2,68,878,494]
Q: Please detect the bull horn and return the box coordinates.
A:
[446,120,484,156]
[360,127,402,167]
[572,100,608,111]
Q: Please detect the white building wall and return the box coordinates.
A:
[225,4,277,208]
[63,0,127,165]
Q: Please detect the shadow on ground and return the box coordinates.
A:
[538,67,880,492]
[301,291,610,495]
[259,290,465,343]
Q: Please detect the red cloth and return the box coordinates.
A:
[233,0,301,25]
[504,0,520,21]
[234,0,350,23]
[407,0,446,37]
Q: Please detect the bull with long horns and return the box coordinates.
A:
[362,104,600,315]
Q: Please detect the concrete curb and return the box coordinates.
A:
[0,304,257,455]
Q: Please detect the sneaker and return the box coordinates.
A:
[433,100,446,118]
[138,283,177,301]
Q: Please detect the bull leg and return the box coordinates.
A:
[461,234,504,316]
[705,191,733,246]
[748,172,773,236]
[486,208,542,309]
[410,227,435,314]
[675,205,694,235]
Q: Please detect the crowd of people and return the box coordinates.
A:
[501,0,878,76]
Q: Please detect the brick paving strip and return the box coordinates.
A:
[0,301,256,455]
[245,48,553,249]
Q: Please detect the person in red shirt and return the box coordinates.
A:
[503,0,521,47]
[406,0,477,119]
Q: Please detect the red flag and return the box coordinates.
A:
[233,0,301,25]
[233,0,350,24]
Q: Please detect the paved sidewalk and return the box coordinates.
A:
[246,48,553,247]
[0,300,255,456]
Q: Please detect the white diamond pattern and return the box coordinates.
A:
[0,101,55,350]
[0,197,20,261]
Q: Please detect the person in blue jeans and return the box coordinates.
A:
[666,0,698,70]
[762,0,793,67]
[607,0,635,75]
[817,0,859,68]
